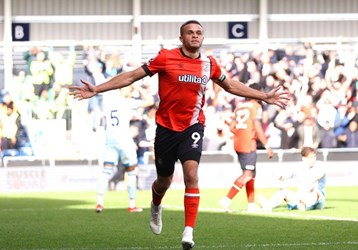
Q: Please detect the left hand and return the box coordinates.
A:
[68,80,97,100]
[264,85,290,109]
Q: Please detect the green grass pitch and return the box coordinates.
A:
[0,186,357,250]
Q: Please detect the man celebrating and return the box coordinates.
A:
[69,20,289,250]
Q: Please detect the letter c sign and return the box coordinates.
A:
[228,22,248,39]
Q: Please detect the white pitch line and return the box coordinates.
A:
[18,241,358,250]
[244,241,358,248]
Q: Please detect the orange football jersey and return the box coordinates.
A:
[142,48,224,132]
[232,100,262,153]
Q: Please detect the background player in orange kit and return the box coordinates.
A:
[220,83,274,212]
[69,20,289,250]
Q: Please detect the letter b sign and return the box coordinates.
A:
[12,23,30,41]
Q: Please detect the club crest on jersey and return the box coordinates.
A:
[178,74,209,85]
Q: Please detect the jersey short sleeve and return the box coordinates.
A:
[141,49,168,76]
[208,55,226,83]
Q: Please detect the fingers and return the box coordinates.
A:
[67,86,85,100]
[69,91,82,100]
[274,85,284,92]
[68,87,80,95]
[67,85,82,91]
[270,86,290,108]
[278,99,288,108]
[276,90,290,108]
[80,79,91,86]
[274,85,289,96]
[274,85,282,91]
[277,89,290,99]
[67,80,88,100]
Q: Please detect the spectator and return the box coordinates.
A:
[203,124,229,151]
[0,101,22,157]
[319,121,338,148]
[48,82,70,120]
[83,48,106,132]
[130,114,150,165]
[262,110,282,149]
[49,46,76,87]
[103,52,124,79]
[0,90,16,114]
[138,105,158,162]
[334,105,357,140]
[30,50,54,97]
[316,98,337,129]
[202,106,231,151]
[32,89,56,120]
[11,70,36,123]
[337,114,358,147]
[10,70,34,101]
[23,46,42,74]
[273,109,299,149]
[296,115,322,149]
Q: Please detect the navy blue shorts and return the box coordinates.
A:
[236,151,257,175]
[154,123,204,177]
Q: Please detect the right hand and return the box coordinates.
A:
[68,80,97,100]
[264,85,290,109]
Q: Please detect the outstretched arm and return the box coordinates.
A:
[68,66,148,100]
[215,78,290,109]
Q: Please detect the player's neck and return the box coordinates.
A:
[181,47,200,59]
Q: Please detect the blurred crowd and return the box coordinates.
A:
[0,43,357,159]
[0,46,76,157]
[204,43,358,152]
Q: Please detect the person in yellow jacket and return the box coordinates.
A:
[30,51,54,97]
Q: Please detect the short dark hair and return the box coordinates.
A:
[301,146,316,157]
[180,20,203,36]
[7,101,14,110]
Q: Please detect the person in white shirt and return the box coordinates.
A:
[258,146,326,211]
[95,88,143,213]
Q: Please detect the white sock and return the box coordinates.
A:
[126,170,137,204]
[97,194,104,206]
[182,226,193,240]
[97,166,113,205]
[129,199,136,208]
